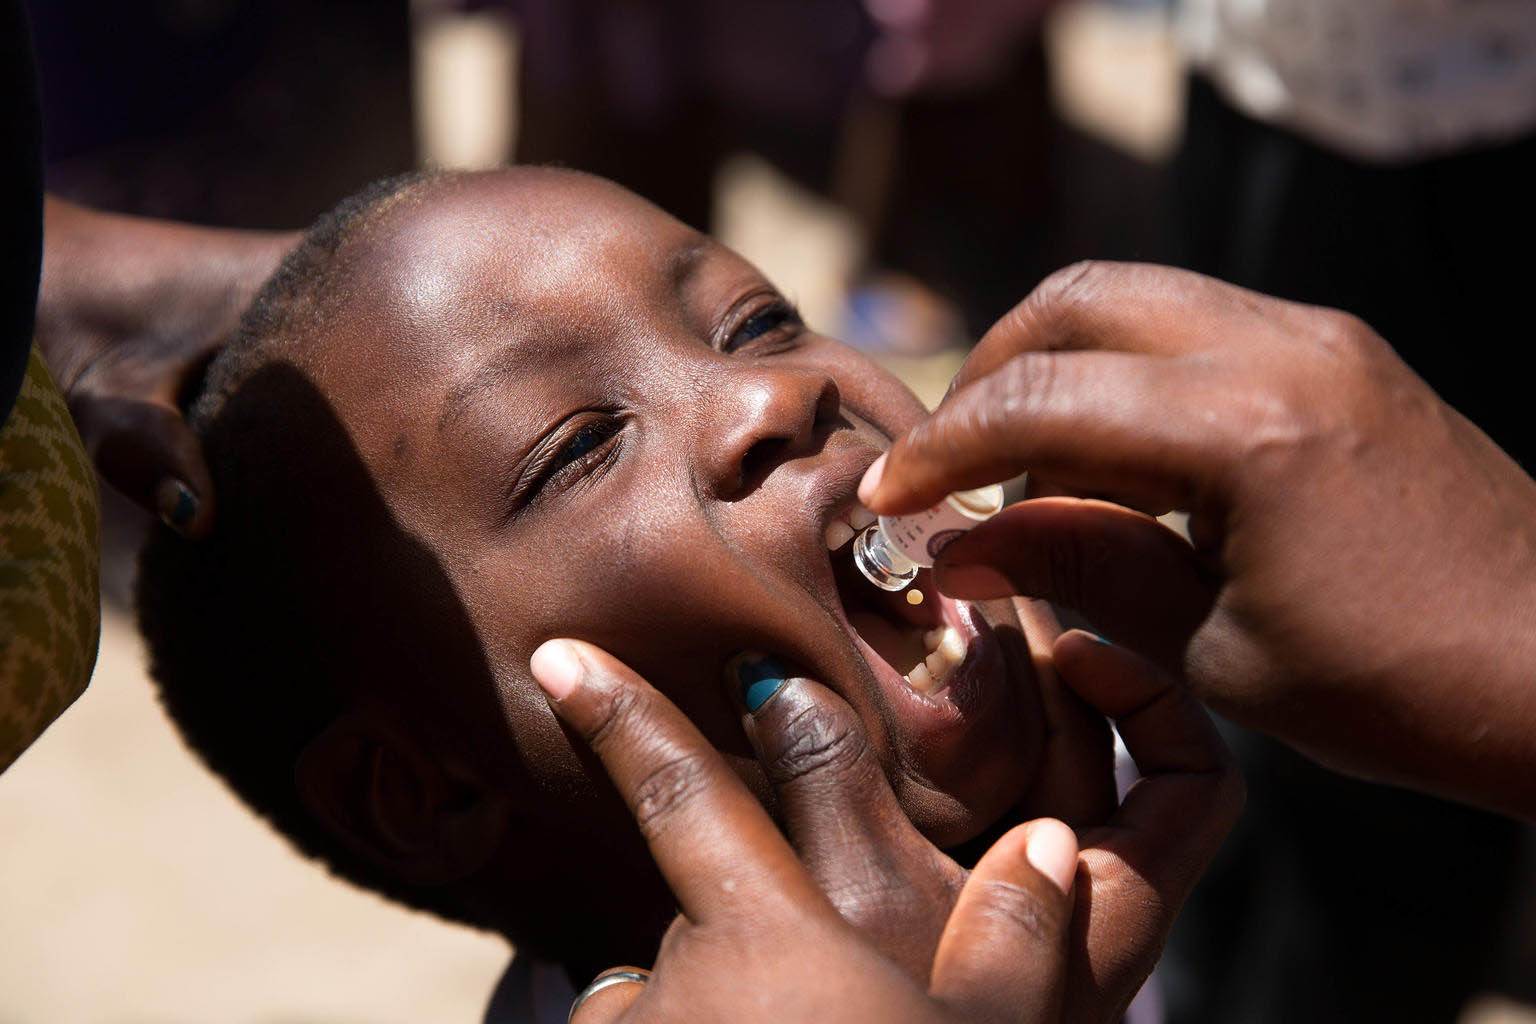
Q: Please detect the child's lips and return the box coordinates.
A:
[793,432,1017,766]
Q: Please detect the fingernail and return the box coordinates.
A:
[857,453,887,506]
[530,639,585,701]
[732,654,791,713]
[1092,633,1112,645]
[157,479,199,531]
[1026,819,1079,895]
[934,563,1017,598]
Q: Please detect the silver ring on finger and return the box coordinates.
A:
[568,968,650,1023]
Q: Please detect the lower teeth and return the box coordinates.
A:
[904,625,967,695]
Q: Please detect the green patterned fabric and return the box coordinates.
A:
[0,343,100,770]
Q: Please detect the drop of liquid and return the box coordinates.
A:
[906,589,925,606]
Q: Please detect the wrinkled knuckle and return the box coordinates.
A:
[766,701,873,789]
[973,877,1068,945]
[629,750,714,841]
[1309,309,1389,384]
[1226,376,1318,467]
[1004,262,1096,352]
[897,412,945,462]
[1316,309,1374,355]
[582,683,649,753]
[987,351,1059,433]
[1033,260,1109,323]
[830,875,918,933]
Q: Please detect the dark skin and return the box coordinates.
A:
[532,635,1238,1023]
[862,261,1536,819]
[281,168,1102,969]
[36,196,296,535]
[181,169,1233,994]
[46,171,1531,1003]
[43,173,1241,1014]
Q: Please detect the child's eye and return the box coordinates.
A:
[548,417,621,478]
[724,299,804,353]
[552,419,614,472]
[523,415,624,505]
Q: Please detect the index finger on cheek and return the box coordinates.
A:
[77,396,218,538]
[530,640,822,923]
[1053,631,1243,868]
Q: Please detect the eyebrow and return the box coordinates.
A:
[666,236,712,293]
[439,343,527,433]
[437,234,714,433]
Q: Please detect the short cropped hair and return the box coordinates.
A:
[135,170,486,930]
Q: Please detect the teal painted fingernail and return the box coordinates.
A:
[1092,633,1112,645]
[734,655,790,712]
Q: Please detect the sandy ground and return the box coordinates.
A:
[0,607,510,1024]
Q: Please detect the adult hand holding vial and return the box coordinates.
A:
[852,484,1004,592]
[858,261,1536,822]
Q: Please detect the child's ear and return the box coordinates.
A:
[295,708,510,886]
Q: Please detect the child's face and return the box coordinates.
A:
[298,170,1049,894]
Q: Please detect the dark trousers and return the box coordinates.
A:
[1176,75,1536,468]
[1162,76,1532,1024]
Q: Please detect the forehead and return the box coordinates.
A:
[346,169,694,344]
[303,170,705,420]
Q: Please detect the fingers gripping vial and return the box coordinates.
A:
[852,485,1005,592]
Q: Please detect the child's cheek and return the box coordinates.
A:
[810,335,931,438]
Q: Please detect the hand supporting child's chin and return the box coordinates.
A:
[530,631,1242,1022]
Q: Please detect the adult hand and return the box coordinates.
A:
[35,197,296,536]
[859,260,1536,818]
[529,633,1239,1023]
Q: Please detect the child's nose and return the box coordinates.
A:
[700,370,840,501]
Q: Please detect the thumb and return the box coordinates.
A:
[930,818,1077,1024]
[933,498,1215,671]
[72,394,216,538]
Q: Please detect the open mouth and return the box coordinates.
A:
[822,504,976,699]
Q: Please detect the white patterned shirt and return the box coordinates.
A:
[1180,0,1536,161]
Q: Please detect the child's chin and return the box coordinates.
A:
[898,761,1034,852]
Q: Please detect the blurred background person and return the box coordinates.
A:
[504,0,1170,356]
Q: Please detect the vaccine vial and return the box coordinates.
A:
[852,484,1005,592]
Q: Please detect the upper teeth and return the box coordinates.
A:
[824,505,877,550]
[906,625,968,695]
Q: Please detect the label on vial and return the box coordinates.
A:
[880,485,1004,568]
